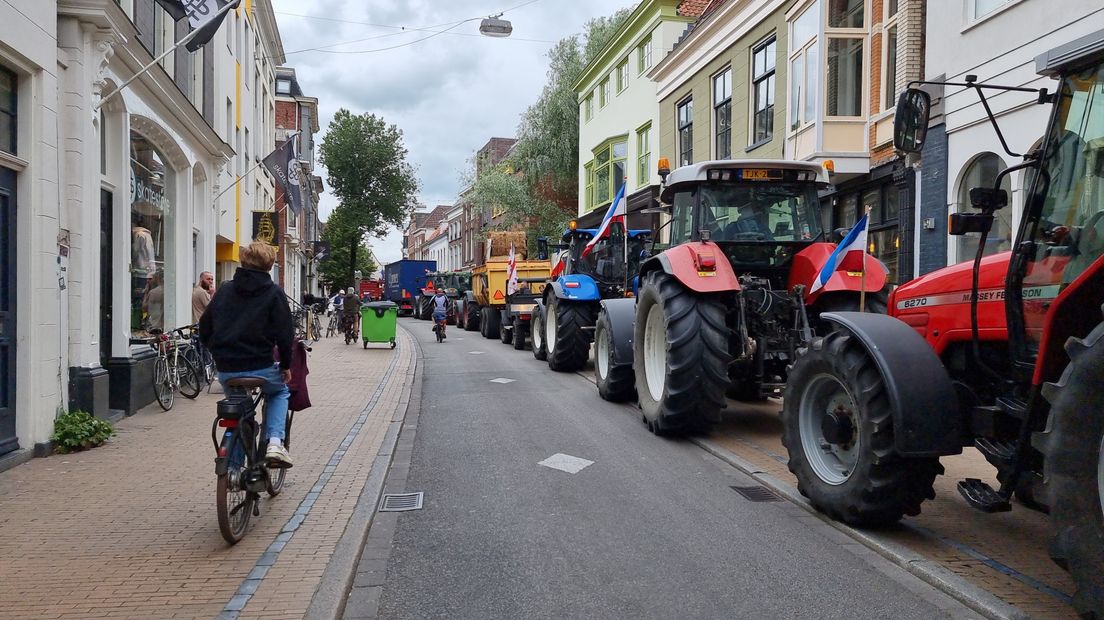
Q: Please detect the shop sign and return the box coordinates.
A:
[252,210,278,247]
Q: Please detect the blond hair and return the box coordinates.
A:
[241,240,277,271]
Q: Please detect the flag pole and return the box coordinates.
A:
[212,159,266,203]
[622,177,630,296]
[95,0,238,111]
[860,205,872,312]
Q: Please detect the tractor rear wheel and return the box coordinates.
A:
[464,303,480,332]
[513,323,527,350]
[782,329,942,526]
[500,313,514,345]
[482,307,501,340]
[1039,317,1104,618]
[418,296,432,321]
[547,298,596,372]
[595,309,634,402]
[531,307,548,361]
[633,271,730,434]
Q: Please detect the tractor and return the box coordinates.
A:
[530,224,651,370]
[779,30,1104,616]
[595,159,889,418]
[414,271,470,323]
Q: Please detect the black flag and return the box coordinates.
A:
[262,134,305,215]
[155,0,241,52]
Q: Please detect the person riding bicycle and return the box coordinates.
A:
[431,290,449,338]
[341,287,361,336]
[199,240,294,468]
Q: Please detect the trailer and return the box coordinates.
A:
[466,232,550,343]
[383,259,436,316]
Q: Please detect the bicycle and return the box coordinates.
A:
[179,325,216,385]
[342,313,359,345]
[325,311,339,338]
[212,378,295,544]
[149,328,202,411]
[433,313,447,343]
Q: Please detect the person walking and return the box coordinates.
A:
[192,271,215,324]
[199,240,295,468]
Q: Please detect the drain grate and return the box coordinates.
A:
[378,492,424,512]
[730,485,782,502]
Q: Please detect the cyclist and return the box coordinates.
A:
[199,240,294,468]
[431,289,449,339]
[341,287,361,338]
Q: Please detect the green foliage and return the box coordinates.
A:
[51,410,113,454]
[511,9,633,197]
[318,208,377,292]
[319,109,420,238]
[471,169,571,256]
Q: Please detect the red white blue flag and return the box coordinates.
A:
[506,244,518,296]
[582,182,627,259]
[810,212,869,294]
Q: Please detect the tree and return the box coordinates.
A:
[317,208,378,294]
[471,168,570,257]
[319,109,419,283]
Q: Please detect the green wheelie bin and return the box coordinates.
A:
[361,301,398,349]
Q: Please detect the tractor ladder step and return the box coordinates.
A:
[974,437,1017,469]
[996,396,1029,420]
[957,478,1012,513]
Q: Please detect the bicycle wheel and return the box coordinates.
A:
[311,316,322,343]
[182,345,207,386]
[217,431,255,544]
[266,412,292,496]
[154,356,174,411]
[177,355,202,399]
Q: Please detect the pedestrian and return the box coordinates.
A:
[192,271,215,324]
[199,240,295,468]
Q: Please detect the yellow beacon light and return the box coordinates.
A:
[569,220,577,230]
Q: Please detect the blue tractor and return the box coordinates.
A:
[532,224,651,372]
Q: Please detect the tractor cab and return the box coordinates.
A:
[559,225,650,292]
[658,160,830,291]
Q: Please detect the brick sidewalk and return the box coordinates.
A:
[0,328,415,620]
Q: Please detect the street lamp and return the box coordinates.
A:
[479,14,513,38]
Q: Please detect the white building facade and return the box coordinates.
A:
[0,0,283,465]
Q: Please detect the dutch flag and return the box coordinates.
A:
[810,212,869,294]
[582,182,627,259]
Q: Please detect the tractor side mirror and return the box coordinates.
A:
[948,212,994,236]
[832,227,850,243]
[536,237,549,260]
[969,187,1008,211]
[893,89,931,153]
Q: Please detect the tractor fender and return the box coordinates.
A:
[820,311,963,458]
[639,242,740,293]
[550,275,601,302]
[599,298,637,366]
[792,243,888,304]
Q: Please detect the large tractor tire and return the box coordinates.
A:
[595,309,634,402]
[417,296,433,321]
[1038,317,1104,618]
[633,271,731,435]
[546,297,597,372]
[455,304,466,330]
[781,329,942,526]
[482,307,501,340]
[513,323,527,350]
[464,302,480,332]
[531,307,548,361]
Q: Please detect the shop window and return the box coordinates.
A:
[827,37,863,116]
[713,68,732,159]
[957,153,1013,260]
[751,37,776,144]
[130,130,173,337]
[0,65,15,155]
[677,97,693,166]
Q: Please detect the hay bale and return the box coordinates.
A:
[486,231,527,260]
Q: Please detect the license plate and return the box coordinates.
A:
[738,168,784,181]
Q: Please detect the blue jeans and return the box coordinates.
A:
[218,364,289,442]
[433,310,447,322]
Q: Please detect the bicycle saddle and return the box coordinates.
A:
[224,376,267,388]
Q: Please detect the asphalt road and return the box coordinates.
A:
[368,318,982,619]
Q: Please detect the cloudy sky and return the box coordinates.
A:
[268,0,634,266]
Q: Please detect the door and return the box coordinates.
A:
[99,189,113,367]
[0,167,17,455]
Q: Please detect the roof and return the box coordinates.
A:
[676,0,711,16]
[422,205,452,229]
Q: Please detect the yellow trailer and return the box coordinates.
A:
[468,233,550,340]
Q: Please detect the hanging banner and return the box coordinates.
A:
[252,210,278,247]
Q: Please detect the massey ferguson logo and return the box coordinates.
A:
[896,286,1060,310]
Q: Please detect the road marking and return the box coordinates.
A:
[538,453,594,474]
[489,378,516,384]
[468,351,484,355]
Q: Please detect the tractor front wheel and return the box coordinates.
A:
[531,307,548,361]
[782,329,942,526]
[1039,317,1104,618]
[595,309,634,402]
[547,298,597,372]
[633,271,730,434]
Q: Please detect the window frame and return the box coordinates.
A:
[599,76,611,108]
[0,64,17,156]
[824,35,866,118]
[591,136,629,210]
[788,2,820,132]
[584,93,594,122]
[713,67,733,159]
[750,35,777,146]
[616,59,629,93]
[882,0,900,113]
[636,122,651,188]
[638,35,653,75]
[677,97,694,167]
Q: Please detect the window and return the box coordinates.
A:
[751,37,776,144]
[638,36,653,74]
[677,98,693,166]
[592,139,628,209]
[584,161,594,209]
[276,79,291,95]
[884,25,898,111]
[0,66,16,155]
[957,153,1013,260]
[973,0,1011,18]
[831,183,901,283]
[130,130,173,337]
[713,69,732,159]
[828,0,864,28]
[789,3,820,130]
[244,127,250,166]
[600,77,611,108]
[225,98,232,141]
[617,59,629,93]
[637,124,651,186]
[827,37,863,116]
[584,93,594,122]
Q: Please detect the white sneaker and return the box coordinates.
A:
[265,443,293,468]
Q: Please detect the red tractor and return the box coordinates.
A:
[780,31,1104,616]
[595,159,888,426]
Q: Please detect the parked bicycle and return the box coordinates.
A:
[212,377,296,544]
[179,325,216,385]
[149,327,202,411]
[325,311,339,338]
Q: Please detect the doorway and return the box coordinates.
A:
[100,189,113,367]
[0,167,17,455]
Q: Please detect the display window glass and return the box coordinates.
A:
[130,130,173,337]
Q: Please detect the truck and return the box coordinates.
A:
[382,259,436,317]
[778,30,1104,616]
[530,223,651,370]
[359,278,384,302]
[466,232,551,343]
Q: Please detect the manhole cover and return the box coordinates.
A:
[378,492,424,512]
[730,485,781,502]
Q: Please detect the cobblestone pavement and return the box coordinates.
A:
[0,327,415,620]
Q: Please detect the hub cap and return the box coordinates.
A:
[643,304,666,403]
[596,324,610,380]
[546,306,557,355]
[799,374,861,485]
